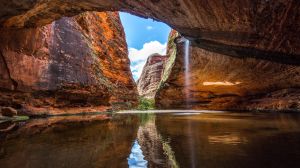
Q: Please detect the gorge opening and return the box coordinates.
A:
[0,1,300,168]
[119,12,170,82]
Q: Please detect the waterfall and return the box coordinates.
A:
[184,39,196,167]
[184,39,190,107]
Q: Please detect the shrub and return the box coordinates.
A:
[137,97,155,110]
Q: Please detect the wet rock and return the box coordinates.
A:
[1,107,17,117]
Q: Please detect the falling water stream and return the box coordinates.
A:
[184,39,191,106]
[184,39,196,168]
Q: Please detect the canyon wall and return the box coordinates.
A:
[137,54,167,99]
[0,12,138,115]
[0,1,299,112]
[155,31,300,111]
[0,0,299,64]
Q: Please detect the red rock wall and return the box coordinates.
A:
[0,12,138,115]
[156,31,300,112]
[0,1,299,64]
[137,54,167,99]
[0,1,299,112]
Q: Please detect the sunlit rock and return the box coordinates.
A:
[156,30,300,111]
[137,54,167,99]
[0,12,138,115]
[0,1,299,63]
[0,1,299,112]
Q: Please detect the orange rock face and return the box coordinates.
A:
[0,1,299,63]
[137,54,167,99]
[155,31,300,112]
[0,12,138,115]
[0,1,299,112]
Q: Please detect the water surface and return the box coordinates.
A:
[1,111,300,168]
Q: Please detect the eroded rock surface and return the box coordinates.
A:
[137,54,167,99]
[0,12,137,115]
[156,31,300,111]
[0,1,299,112]
[0,0,299,64]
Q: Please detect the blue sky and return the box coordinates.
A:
[120,12,171,80]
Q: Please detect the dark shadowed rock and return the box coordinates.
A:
[1,107,17,117]
[0,0,299,64]
[0,1,299,112]
[0,12,138,115]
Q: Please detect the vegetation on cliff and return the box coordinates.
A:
[156,30,179,97]
[137,97,155,110]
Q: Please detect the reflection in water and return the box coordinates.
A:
[128,140,148,168]
[118,110,225,114]
[136,113,179,168]
[0,115,139,168]
[1,112,300,168]
[173,112,202,115]
[187,118,196,168]
[161,139,179,168]
[156,113,300,168]
[208,134,248,145]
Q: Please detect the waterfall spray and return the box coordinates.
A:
[184,39,190,107]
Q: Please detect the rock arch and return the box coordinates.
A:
[1,0,299,64]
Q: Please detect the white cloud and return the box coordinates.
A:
[131,62,146,80]
[129,41,167,81]
[146,26,153,30]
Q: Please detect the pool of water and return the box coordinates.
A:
[1,111,300,168]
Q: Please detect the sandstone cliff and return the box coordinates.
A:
[0,12,138,115]
[137,54,167,99]
[0,1,299,65]
[0,1,299,112]
[156,30,300,112]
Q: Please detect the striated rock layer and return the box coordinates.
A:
[137,54,167,99]
[0,0,299,64]
[0,1,299,112]
[155,31,300,112]
[0,12,138,115]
